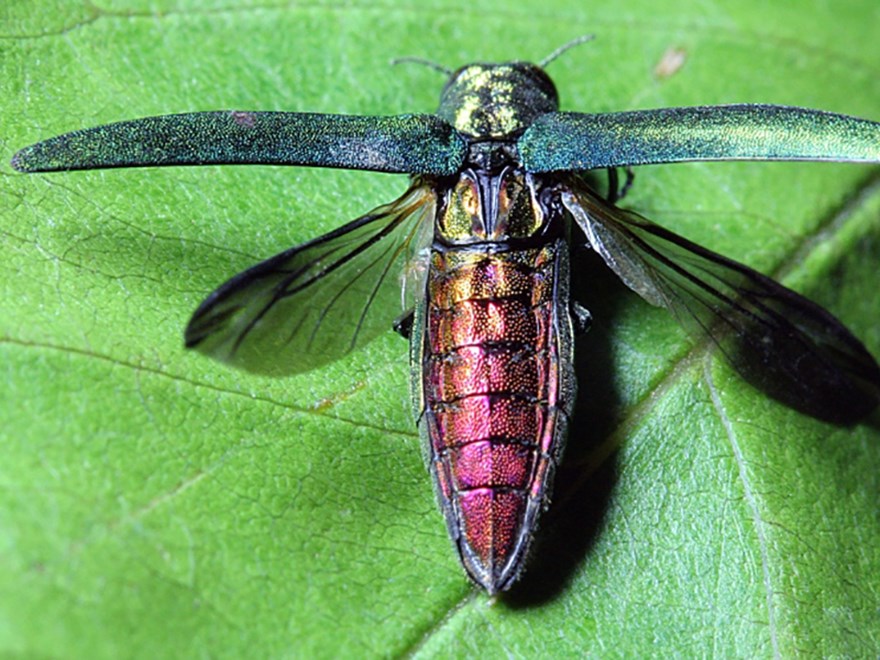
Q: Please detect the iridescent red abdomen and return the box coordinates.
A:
[413,240,575,593]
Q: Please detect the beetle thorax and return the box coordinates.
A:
[435,168,555,244]
[437,63,559,138]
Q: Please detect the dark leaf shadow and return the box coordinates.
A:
[503,244,628,607]
[502,179,880,605]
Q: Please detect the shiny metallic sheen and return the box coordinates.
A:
[519,105,880,172]
[437,169,544,242]
[437,63,558,138]
[413,240,575,592]
[12,51,880,597]
[11,112,467,175]
[418,65,576,591]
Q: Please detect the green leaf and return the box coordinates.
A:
[2,1,879,657]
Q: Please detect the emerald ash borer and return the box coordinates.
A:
[12,39,880,594]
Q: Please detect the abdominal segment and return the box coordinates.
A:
[414,240,575,593]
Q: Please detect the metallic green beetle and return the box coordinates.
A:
[12,43,880,593]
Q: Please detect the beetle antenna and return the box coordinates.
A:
[539,34,595,68]
[390,56,452,76]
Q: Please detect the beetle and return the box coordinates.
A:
[12,40,880,594]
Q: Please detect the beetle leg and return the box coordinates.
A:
[605,167,635,204]
[393,309,415,339]
[570,301,592,336]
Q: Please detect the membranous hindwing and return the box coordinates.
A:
[184,182,437,376]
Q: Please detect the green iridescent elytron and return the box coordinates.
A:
[12,43,880,594]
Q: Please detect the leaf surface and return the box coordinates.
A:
[2,1,879,656]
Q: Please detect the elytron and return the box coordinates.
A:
[13,40,880,594]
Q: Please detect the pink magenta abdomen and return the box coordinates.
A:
[416,242,573,592]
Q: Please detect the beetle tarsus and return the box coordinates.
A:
[605,167,635,204]
[571,301,592,335]
[393,310,415,339]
